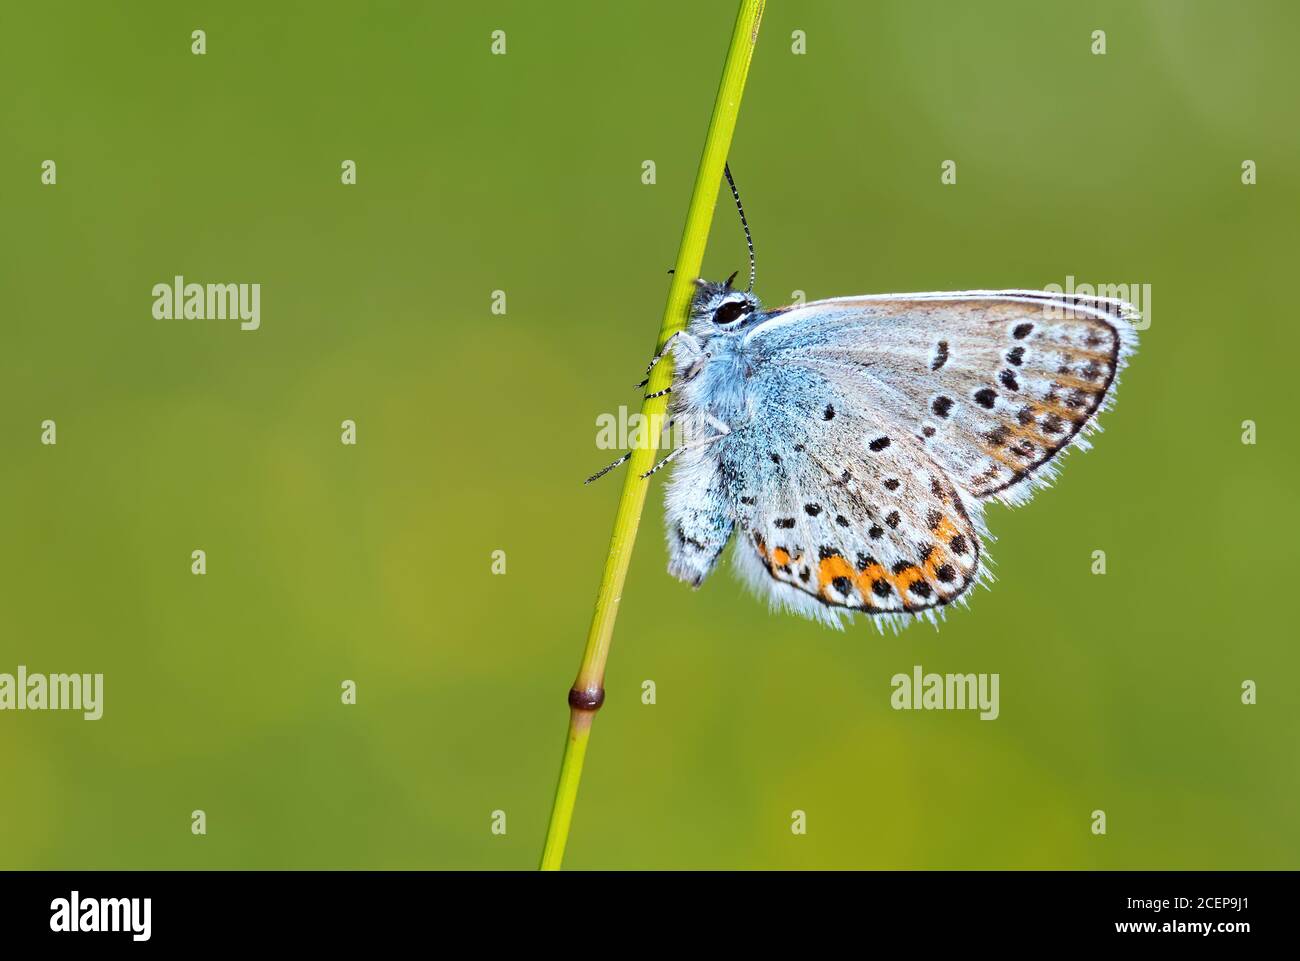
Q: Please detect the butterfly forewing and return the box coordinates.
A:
[748,292,1138,504]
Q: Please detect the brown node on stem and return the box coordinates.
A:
[568,686,605,712]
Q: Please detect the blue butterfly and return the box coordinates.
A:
[591,166,1138,630]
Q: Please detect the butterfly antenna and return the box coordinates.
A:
[723,162,756,293]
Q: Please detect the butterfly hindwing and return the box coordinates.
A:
[747,291,1138,505]
[717,362,984,628]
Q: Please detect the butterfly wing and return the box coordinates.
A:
[719,360,985,630]
[745,291,1138,505]
[663,438,736,588]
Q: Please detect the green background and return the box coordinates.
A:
[2,0,1297,870]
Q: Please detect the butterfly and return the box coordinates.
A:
[589,166,1139,630]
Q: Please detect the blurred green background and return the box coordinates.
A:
[2,0,1297,870]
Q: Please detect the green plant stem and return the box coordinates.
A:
[540,0,766,872]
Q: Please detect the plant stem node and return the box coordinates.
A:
[568,686,606,712]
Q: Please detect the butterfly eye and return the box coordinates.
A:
[713,300,747,325]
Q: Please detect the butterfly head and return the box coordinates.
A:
[690,273,762,337]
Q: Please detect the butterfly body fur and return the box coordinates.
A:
[662,282,1138,631]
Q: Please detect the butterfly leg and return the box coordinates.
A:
[704,413,732,436]
[635,332,702,388]
[644,354,712,399]
[639,446,686,478]
[584,451,632,485]
[584,418,684,485]
[639,431,727,479]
